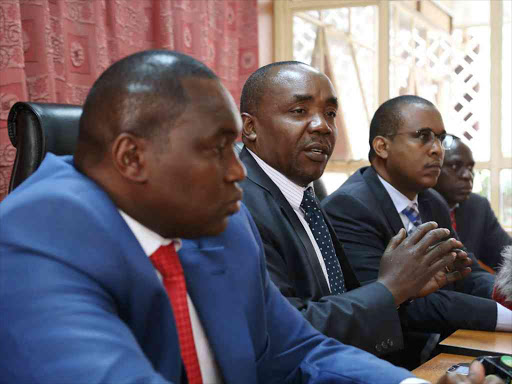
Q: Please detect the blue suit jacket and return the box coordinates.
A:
[0,155,413,384]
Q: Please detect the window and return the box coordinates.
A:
[275,0,512,227]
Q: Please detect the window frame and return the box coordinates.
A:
[274,0,511,231]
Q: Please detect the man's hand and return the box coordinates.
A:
[378,222,471,306]
[436,361,505,383]
[416,249,473,298]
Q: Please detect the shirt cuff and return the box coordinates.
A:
[495,302,512,331]
[400,378,430,384]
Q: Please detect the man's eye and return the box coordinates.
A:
[327,111,337,118]
[418,131,431,142]
[450,163,461,172]
[291,108,306,114]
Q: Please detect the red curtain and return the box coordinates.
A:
[0,0,259,201]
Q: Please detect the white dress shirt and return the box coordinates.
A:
[247,149,333,291]
[119,211,223,384]
[377,175,512,332]
[247,152,435,383]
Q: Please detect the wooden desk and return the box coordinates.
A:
[412,353,475,382]
[439,329,512,357]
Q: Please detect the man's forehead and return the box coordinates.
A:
[447,141,473,160]
[170,77,241,136]
[266,65,334,98]
[399,103,443,126]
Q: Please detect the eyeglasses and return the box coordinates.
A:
[387,128,455,150]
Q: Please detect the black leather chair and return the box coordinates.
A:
[7,102,82,193]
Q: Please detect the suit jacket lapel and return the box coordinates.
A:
[362,166,405,234]
[320,205,361,289]
[179,241,257,384]
[240,148,330,294]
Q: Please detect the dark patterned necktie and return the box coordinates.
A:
[402,204,422,235]
[301,187,346,294]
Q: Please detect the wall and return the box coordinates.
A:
[258,0,274,66]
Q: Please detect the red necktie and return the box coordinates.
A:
[450,209,457,231]
[150,244,203,384]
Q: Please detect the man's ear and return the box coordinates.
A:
[241,112,257,142]
[111,133,148,183]
[373,136,390,160]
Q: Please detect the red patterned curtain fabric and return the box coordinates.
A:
[0,0,258,201]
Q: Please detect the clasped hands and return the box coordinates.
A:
[378,221,473,306]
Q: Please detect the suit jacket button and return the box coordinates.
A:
[375,344,382,352]
[381,341,388,349]
[387,338,394,347]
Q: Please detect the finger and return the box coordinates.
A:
[406,221,438,245]
[484,375,505,384]
[453,249,469,260]
[414,228,453,255]
[385,228,407,251]
[468,361,485,383]
[437,372,469,384]
[445,269,471,284]
[422,238,461,266]
[427,253,457,279]
[452,256,473,271]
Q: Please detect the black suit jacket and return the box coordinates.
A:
[239,148,403,356]
[322,166,497,334]
[455,193,511,270]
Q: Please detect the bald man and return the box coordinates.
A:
[434,137,511,270]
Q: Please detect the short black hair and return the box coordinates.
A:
[240,61,308,115]
[368,95,436,161]
[76,50,217,167]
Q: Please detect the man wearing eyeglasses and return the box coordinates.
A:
[323,95,512,361]
[434,137,511,271]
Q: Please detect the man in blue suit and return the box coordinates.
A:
[0,51,497,384]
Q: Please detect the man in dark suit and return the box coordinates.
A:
[0,51,436,384]
[238,61,471,360]
[323,96,512,340]
[434,137,511,271]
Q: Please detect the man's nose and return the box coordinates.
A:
[308,113,331,134]
[460,167,473,180]
[225,150,246,183]
[429,137,443,156]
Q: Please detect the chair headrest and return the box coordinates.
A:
[7,102,82,192]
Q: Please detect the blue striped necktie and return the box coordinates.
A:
[402,204,422,235]
[301,187,346,294]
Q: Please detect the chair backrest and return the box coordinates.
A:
[7,102,82,193]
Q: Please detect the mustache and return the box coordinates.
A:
[303,140,333,155]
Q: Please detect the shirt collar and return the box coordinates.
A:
[247,148,314,211]
[377,174,419,213]
[118,210,181,257]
